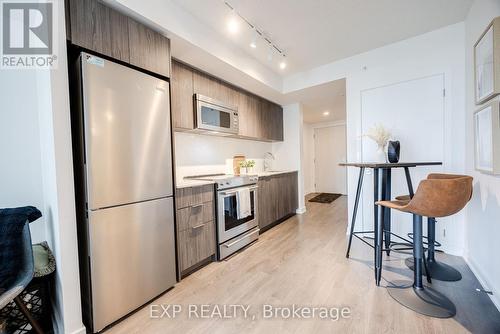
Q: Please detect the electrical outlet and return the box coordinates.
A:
[476,288,493,295]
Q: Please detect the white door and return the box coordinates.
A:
[314,125,347,194]
[360,74,445,235]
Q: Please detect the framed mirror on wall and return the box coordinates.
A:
[474,17,500,105]
[474,98,500,174]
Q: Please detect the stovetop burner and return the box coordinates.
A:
[185,173,258,190]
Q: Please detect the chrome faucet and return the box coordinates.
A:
[264,152,275,171]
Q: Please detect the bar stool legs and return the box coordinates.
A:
[346,167,365,258]
[387,214,456,318]
[405,217,462,282]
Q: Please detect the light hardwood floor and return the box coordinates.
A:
[106,195,500,334]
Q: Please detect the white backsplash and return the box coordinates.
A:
[174,132,273,181]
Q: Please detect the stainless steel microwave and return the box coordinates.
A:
[194,94,239,134]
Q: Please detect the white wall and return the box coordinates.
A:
[0,2,85,333]
[175,104,307,214]
[283,23,467,255]
[272,104,306,213]
[174,132,274,180]
[359,74,447,242]
[0,70,46,243]
[464,0,500,310]
[37,3,85,333]
[302,121,348,196]
[302,123,315,195]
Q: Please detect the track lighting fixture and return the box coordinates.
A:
[224,1,287,69]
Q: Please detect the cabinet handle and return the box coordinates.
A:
[192,223,205,230]
[191,204,203,209]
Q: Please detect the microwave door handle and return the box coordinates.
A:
[219,186,258,196]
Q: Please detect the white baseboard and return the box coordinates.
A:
[296,207,306,214]
[443,245,463,257]
[464,255,500,312]
[68,326,86,334]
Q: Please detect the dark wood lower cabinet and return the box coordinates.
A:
[175,174,297,277]
[175,185,216,277]
[258,172,298,231]
[177,220,215,273]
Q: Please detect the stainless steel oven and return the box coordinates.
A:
[195,94,239,135]
[218,184,258,241]
[186,174,260,260]
[217,184,259,259]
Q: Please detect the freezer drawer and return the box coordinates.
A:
[81,53,173,210]
[89,197,176,331]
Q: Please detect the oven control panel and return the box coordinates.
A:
[216,175,259,190]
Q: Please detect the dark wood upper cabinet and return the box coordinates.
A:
[238,91,260,138]
[171,60,283,141]
[171,61,194,130]
[270,102,284,141]
[193,70,238,107]
[221,81,240,108]
[128,18,170,77]
[69,0,112,59]
[108,9,130,62]
[67,0,170,77]
[192,70,215,99]
[258,99,271,140]
[258,99,284,141]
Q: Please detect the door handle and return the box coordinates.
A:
[220,186,258,196]
[223,229,260,248]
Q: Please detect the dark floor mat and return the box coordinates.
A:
[309,193,342,204]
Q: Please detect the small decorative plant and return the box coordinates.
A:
[239,160,255,168]
[239,160,255,174]
[364,124,392,162]
[364,124,392,149]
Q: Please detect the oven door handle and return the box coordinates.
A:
[219,185,258,196]
[224,229,260,248]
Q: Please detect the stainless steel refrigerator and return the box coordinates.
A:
[73,52,176,332]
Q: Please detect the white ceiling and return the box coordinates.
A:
[284,79,346,123]
[172,0,472,76]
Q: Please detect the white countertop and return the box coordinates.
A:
[175,170,297,189]
[175,179,215,189]
[256,170,298,177]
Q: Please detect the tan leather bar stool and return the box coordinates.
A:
[376,174,472,318]
[397,174,472,282]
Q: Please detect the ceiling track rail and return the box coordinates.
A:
[223,1,286,57]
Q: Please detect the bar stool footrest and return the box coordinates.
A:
[407,233,442,248]
[388,242,414,255]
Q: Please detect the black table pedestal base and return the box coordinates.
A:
[387,280,456,318]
